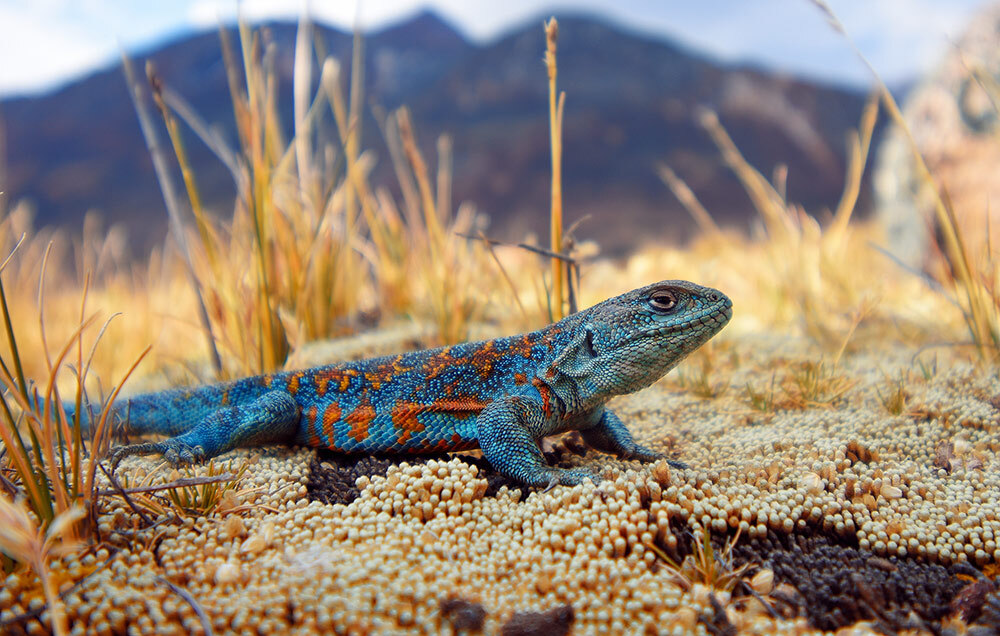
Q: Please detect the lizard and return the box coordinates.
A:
[68,280,732,487]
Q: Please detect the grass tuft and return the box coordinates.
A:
[647,526,750,594]
[673,346,726,399]
[745,374,778,413]
[876,371,910,416]
[777,360,855,409]
[132,19,506,373]
[163,458,252,517]
[0,239,148,540]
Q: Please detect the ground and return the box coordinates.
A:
[1,332,999,635]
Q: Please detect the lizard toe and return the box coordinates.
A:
[163,447,178,465]
[164,441,205,466]
[554,467,603,487]
[109,442,166,469]
[622,445,688,469]
[625,445,665,463]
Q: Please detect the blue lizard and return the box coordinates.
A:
[79,280,730,487]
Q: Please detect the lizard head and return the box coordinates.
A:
[554,280,732,398]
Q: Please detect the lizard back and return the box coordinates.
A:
[115,324,573,454]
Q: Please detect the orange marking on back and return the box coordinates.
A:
[287,371,305,395]
[470,340,503,378]
[322,403,340,444]
[431,433,475,452]
[314,368,357,396]
[363,358,407,391]
[514,372,527,385]
[261,375,273,388]
[220,390,230,406]
[421,346,455,379]
[391,354,413,375]
[345,401,374,443]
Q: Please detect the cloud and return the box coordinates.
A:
[0,2,109,95]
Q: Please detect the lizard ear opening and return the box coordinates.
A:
[583,328,597,358]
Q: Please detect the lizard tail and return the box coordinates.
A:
[25,394,183,439]
[29,377,280,440]
[26,393,204,440]
[24,396,96,435]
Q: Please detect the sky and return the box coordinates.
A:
[0,0,990,98]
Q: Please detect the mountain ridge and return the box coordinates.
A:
[0,10,873,256]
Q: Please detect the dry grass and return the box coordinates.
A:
[162,458,253,517]
[0,13,986,405]
[0,225,148,633]
[545,18,567,321]
[0,12,991,388]
[810,0,1000,362]
[0,228,150,535]
[648,92,890,348]
[776,360,856,410]
[701,95,879,344]
[0,497,84,636]
[129,20,506,377]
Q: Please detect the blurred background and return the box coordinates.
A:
[0,0,993,259]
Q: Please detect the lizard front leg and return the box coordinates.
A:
[581,409,688,469]
[110,390,300,466]
[476,396,599,488]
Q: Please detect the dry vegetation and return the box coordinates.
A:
[0,7,998,635]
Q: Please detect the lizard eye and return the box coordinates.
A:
[648,290,678,313]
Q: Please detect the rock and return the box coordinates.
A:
[875,2,1000,269]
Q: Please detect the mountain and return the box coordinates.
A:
[0,10,871,256]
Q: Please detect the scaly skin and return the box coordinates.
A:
[89,281,731,487]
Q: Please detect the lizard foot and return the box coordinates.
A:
[110,439,206,468]
[625,445,688,470]
[539,467,602,491]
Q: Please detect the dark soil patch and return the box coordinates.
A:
[731,533,968,634]
[501,604,574,636]
[440,597,487,632]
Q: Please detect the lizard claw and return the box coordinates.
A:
[110,442,164,469]
[110,440,205,468]
[542,475,560,493]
